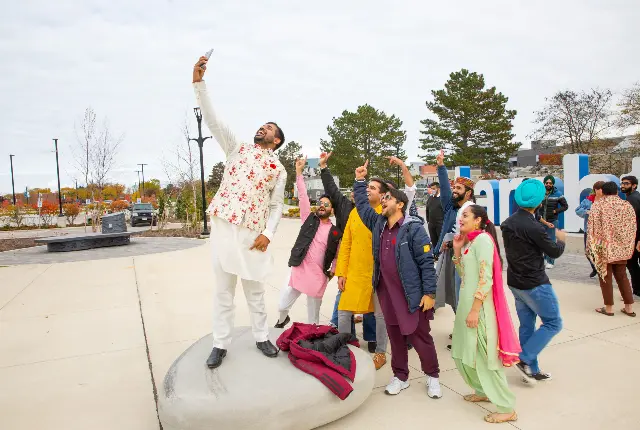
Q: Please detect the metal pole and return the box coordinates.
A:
[54,139,63,216]
[9,154,16,205]
[135,170,142,200]
[191,107,211,236]
[138,163,147,198]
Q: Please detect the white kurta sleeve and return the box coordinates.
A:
[193,81,239,158]
[404,184,417,209]
[261,169,287,241]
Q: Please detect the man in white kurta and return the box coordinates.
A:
[193,55,287,368]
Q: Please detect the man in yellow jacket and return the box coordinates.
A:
[335,176,389,369]
[334,155,418,370]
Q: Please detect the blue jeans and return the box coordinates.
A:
[509,284,563,374]
[330,291,376,341]
[544,220,558,264]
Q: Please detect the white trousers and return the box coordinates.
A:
[278,282,323,325]
[211,244,269,349]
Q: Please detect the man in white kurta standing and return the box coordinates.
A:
[192,55,287,369]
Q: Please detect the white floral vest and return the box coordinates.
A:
[208,143,285,233]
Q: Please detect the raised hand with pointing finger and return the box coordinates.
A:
[319,151,332,169]
[355,160,369,180]
[295,156,307,175]
[436,149,445,166]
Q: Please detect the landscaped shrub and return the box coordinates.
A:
[35,201,59,226]
[110,200,129,212]
[63,203,81,225]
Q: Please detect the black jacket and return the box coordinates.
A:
[320,167,354,233]
[288,213,342,277]
[501,209,566,290]
[626,190,640,242]
[425,195,444,228]
[537,187,568,223]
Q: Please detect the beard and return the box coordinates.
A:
[253,135,264,144]
[317,209,331,219]
[452,193,464,204]
[545,186,553,191]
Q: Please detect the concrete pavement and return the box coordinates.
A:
[1,217,639,429]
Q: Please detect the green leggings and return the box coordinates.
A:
[454,321,516,413]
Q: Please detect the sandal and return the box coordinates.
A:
[463,394,489,403]
[621,309,637,317]
[484,412,518,423]
[595,307,614,316]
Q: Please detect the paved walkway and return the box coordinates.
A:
[1,218,638,429]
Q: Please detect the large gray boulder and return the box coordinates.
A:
[158,327,375,430]
[101,212,127,233]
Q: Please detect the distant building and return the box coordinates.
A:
[294,158,340,203]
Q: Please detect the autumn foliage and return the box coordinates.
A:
[539,154,563,166]
[110,200,130,212]
[63,203,81,225]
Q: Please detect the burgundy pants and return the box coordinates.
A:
[387,309,440,381]
[599,262,634,306]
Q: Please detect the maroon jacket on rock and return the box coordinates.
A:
[276,323,360,400]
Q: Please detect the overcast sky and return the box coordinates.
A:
[1,0,638,195]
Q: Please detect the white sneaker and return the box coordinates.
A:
[426,376,442,399]
[385,377,410,395]
[545,263,554,269]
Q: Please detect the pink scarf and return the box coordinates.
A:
[467,230,521,367]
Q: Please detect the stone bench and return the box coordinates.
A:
[34,232,132,252]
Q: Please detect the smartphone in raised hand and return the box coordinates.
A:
[204,48,214,60]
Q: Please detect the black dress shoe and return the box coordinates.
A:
[274,315,290,329]
[407,343,414,351]
[589,270,597,278]
[367,341,377,353]
[206,347,227,369]
[256,340,278,357]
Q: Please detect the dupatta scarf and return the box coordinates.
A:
[467,230,521,367]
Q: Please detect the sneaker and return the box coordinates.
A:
[373,352,387,370]
[426,376,442,399]
[385,377,410,395]
[532,372,552,382]
[545,263,554,269]
[515,362,536,385]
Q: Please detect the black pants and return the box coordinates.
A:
[627,248,640,296]
[428,223,442,250]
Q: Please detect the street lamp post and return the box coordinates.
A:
[189,107,211,236]
[138,163,147,198]
[135,170,142,201]
[53,139,63,216]
[9,154,16,205]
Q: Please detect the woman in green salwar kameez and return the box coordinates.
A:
[451,205,518,424]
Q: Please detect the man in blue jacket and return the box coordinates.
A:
[353,161,441,399]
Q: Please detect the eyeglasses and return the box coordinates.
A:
[318,201,331,208]
[621,181,631,185]
[382,194,393,201]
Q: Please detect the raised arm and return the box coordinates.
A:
[294,157,311,222]
[319,152,354,229]
[388,156,417,207]
[353,161,380,232]
[192,56,239,158]
[435,150,452,210]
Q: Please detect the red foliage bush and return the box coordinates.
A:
[110,200,130,212]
